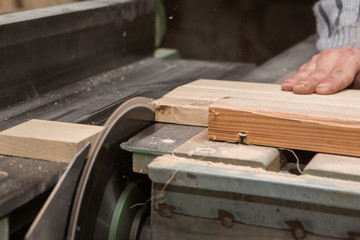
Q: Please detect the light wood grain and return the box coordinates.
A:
[154,79,360,156]
[0,119,104,162]
[154,97,211,126]
[154,79,360,127]
[20,0,76,9]
[0,0,19,13]
[0,0,17,8]
[208,97,360,157]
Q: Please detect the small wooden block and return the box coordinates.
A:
[0,119,104,163]
[304,154,360,182]
[154,97,211,126]
[208,97,360,157]
[174,129,281,171]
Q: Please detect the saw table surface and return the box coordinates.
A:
[121,123,282,173]
[122,122,360,181]
[0,35,321,218]
[0,58,253,218]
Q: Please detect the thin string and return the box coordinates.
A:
[278,148,303,174]
[130,150,207,209]
[130,167,182,208]
[238,132,303,174]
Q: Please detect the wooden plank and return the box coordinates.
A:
[0,0,20,13]
[166,79,360,103]
[0,119,104,162]
[174,129,281,171]
[20,0,76,9]
[304,153,360,181]
[0,0,17,8]
[154,79,360,127]
[208,97,360,157]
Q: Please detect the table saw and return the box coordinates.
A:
[0,0,359,239]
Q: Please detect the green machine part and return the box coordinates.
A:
[155,0,166,48]
[108,181,149,240]
[155,0,181,59]
[0,218,9,240]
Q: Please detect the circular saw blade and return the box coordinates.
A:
[67,97,154,240]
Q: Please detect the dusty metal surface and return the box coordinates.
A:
[148,155,360,238]
[0,0,155,108]
[25,144,90,240]
[151,208,337,240]
[0,59,253,131]
[121,123,205,173]
[0,156,67,217]
[149,155,360,210]
[123,124,282,173]
[122,123,205,156]
[0,57,252,226]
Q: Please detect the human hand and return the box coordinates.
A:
[281,47,360,94]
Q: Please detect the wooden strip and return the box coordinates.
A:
[208,97,360,157]
[165,80,360,105]
[174,129,281,171]
[0,119,104,162]
[304,154,360,181]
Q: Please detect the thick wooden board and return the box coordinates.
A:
[0,0,17,8]
[153,79,359,127]
[154,79,360,156]
[208,97,360,157]
[0,119,104,162]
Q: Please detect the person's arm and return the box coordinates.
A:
[282,0,360,94]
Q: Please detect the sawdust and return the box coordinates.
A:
[161,139,175,144]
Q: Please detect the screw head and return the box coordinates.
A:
[221,217,233,228]
[293,227,305,239]
[159,208,172,218]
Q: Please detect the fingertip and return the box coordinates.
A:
[315,88,331,94]
[281,82,293,91]
[315,83,337,94]
[292,83,314,94]
[281,77,298,90]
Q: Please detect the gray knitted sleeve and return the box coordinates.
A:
[314,0,360,51]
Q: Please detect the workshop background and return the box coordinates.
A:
[1,0,317,64]
[2,1,357,240]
